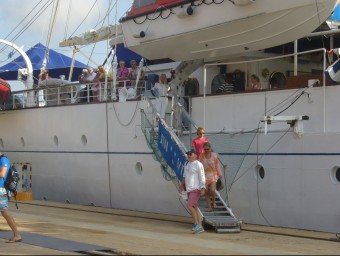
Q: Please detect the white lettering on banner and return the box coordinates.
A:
[159,134,169,152]
[176,158,184,174]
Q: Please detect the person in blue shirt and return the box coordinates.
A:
[0,153,21,243]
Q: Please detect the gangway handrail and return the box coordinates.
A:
[145,94,188,155]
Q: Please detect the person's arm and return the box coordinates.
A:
[128,69,133,79]
[198,163,206,196]
[214,153,222,177]
[0,166,7,179]
[179,177,186,192]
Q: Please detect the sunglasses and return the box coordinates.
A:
[204,148,210,151]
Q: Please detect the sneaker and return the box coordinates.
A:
[193,225,204,234]
[191,223,198,231]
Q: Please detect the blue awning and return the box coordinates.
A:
[329,4,340,21]
[0,43,88,84]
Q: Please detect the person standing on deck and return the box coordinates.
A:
[153,73,170,120]
[179,149,206,234]
[0,153,21,243]
[117,60,130,87]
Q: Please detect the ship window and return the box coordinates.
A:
[331,166,340,184]
[133,0,157,8]
[255,165,265,181]
[135,162,143,175]
[53,136,59,147]
[20,137,25,147]
[81,135,87,146]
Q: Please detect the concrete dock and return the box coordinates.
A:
[1,200,340,255]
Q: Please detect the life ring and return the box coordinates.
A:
[127,87,136,99]
[119,87,128,102]
[0,78,11,104]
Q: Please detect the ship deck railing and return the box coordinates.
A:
[1,79,147,110]
[3,48,336,111]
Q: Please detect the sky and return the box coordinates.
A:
[0,0,134,90]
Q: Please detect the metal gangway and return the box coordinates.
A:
[141,94,241,233]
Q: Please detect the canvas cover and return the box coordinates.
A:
[0,43,87,84]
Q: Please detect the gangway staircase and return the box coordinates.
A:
[140,96,241,233]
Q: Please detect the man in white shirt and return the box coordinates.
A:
[179,149,206,234]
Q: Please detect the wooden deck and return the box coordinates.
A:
[1,200,340,255]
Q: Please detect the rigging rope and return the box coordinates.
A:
[0,0,53,54]
[112,100,139,127]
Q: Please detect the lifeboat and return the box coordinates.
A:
[0,78,11,104]
[118,0,340,61]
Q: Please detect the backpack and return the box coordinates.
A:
[1,155,20,209]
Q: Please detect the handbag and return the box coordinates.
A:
[216,178,224,191]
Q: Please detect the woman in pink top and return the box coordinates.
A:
[199,142,222,212]
[117,60,129,87]
[192,127,209,158]
[117,60,129,79]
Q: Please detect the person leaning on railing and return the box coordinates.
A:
[92,65,113,101]
[117,60,130,88]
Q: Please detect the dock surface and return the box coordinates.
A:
[1,200,340,255]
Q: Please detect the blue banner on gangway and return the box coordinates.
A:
[158,122,187,181]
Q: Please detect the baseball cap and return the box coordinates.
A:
[186,149,196,155]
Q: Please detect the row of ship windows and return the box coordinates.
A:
[256,165,340,184]
[1,137,340,185]
[0,135,88,148]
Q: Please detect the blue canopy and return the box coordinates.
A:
[0,43,88,84]
[116,43,143,67]
[330,4,340,21]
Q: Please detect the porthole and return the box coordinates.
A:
[135,162,143,175]
[0,138,4,148]
[53,136,59,147]
[254,165,265,181]
[81,135,87,146]
[331,166,340,184]
[20,137,25,147]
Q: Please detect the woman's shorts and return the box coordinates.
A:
[0,188,8,211]
[187,189,200,208]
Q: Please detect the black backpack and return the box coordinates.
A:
[1,155,20,209]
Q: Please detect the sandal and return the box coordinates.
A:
[6,238,22,243]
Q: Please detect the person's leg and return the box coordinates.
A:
[160,97,168,119]
[187,205,199,224]
[187,190,201,225]
[194,206,202,225]
[92,89,98,102]
[205,185,212,211]
[210,181,217,208]
[1,208,21,241]
[154,98,161,117]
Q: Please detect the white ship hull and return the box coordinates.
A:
[1,82,340,232]
[2,0,340,235]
